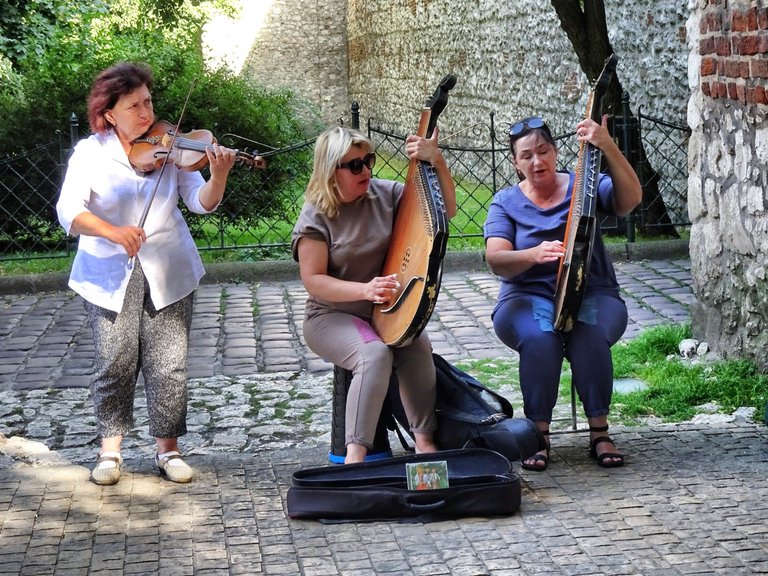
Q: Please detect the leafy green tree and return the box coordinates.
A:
[0,0,319,247]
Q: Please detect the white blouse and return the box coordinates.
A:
[57,131,215,313]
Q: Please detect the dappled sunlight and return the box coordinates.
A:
[203,0,275,73]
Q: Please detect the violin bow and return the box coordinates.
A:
[128,79,196,270]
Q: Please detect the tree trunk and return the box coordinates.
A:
[551,0,678,237]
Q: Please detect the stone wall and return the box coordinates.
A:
[211,1,691,140]
[687,0,768,369]
[208,0,351,124]
[346,0,690,142]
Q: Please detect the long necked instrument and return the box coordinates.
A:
[553,54,618,332]
[371,74,457,347]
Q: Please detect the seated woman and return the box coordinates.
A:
[484,116,642,470]
[292,126,457,464]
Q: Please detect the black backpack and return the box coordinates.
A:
[387,353,546,462]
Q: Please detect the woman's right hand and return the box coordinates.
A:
[531,240,565,265]
[365,274,400,304]
[108,225,146,258]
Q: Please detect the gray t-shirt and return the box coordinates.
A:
[291,178,404,321]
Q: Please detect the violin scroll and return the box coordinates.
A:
[240,151,267,170]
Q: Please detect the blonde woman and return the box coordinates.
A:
[291,126,456,463]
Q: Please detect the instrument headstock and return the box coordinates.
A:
[425,74,458,138]
[589,54,618,122]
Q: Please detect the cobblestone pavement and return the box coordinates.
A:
[2,257,768,575]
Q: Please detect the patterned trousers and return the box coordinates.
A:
[84,261,194,439]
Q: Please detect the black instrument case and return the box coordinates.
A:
[287,448,521,521]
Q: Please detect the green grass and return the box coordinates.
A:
[611,323,691,378]
[609,324,768,424]
[454,357,519,391]
[458,323,768,426]
[0,254,75,275]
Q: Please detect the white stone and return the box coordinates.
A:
[679,338,699,358]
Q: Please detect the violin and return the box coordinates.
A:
[128,120,266,174]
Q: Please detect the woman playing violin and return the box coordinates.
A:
[56,61,241,485]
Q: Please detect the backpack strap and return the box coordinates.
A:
[391,420,414,452]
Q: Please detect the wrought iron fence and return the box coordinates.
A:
[0,136,70,259]
[0,98,691,262]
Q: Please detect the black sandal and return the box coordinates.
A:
[521,430,550,471]
[589,425,624,468]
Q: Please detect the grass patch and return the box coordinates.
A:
[453,323,768,427]
[0,254,74,275]
[453,358,519,391]
[274,399,290,419]
[612,323,691,378]
[610,324,768,424]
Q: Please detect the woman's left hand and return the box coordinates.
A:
[205,143,237,178]
[198,143,238,211]
[575,115,613,150]
[405,127,442,164]
[577,114,642,216]
[403,125,457,219]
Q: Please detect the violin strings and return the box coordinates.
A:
[170,135,254,161]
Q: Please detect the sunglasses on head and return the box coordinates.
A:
[337,152,376,175]
[509,117,546,137]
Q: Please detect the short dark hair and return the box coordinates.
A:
[87,62,154,135]
[508,117,556,157]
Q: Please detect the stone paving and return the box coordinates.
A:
[2,255,768,575]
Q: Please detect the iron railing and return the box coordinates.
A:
[0,96,690,262]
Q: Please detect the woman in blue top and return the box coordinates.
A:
[484,116,641,470]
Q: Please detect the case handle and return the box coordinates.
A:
[402,497,447,512]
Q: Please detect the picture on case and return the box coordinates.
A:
[406,461,449,490]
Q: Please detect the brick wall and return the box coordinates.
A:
[687,0,768,369]
[698,1,768,105]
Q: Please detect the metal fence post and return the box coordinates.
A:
[351,101,360,130]
[69,113,79,152]
[64,113,80,256]
[621,92,636,243]
[490,111,497,195]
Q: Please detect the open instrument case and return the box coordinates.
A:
[286,448,521,522]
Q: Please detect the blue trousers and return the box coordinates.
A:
[492,294,628,423]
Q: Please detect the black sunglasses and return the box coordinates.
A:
[509,117,546,137]
[337,152,376,175]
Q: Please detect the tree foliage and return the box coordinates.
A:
[0,0,319,238]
